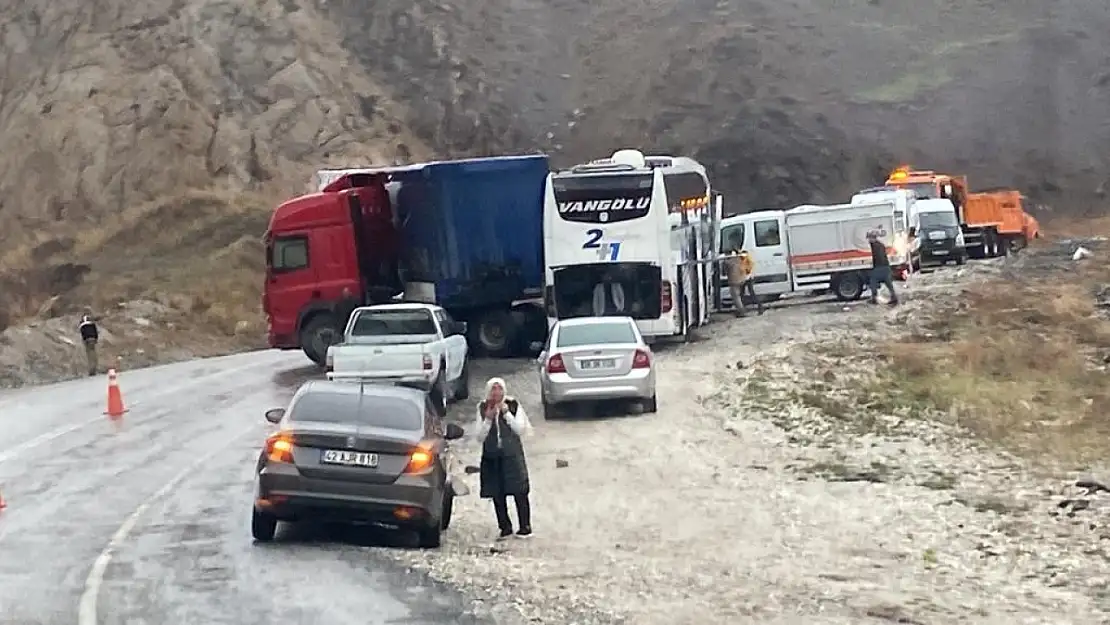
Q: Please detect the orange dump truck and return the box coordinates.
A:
[885,167,1040,258]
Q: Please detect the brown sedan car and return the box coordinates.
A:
[252,380,464,548]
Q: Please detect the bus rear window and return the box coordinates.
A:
[552,173,654,224]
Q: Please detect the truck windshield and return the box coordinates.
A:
[919,212,958,228]
[552,173,654,224]
[899,182,938,199]
[350,310,438,336]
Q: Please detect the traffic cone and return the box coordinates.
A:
[104,368,127,418]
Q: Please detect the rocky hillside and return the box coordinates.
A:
[1,0,1107,346]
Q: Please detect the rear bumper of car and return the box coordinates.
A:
[542,368,655,404]
[256,465,440,524]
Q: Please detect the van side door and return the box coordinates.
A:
[749,214,792,296]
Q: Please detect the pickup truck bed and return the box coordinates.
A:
[329,339,434,388]
[325,304,470,412]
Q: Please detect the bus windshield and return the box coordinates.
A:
[552,173,654,224]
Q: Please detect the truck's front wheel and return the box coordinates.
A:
[300,314,340,366]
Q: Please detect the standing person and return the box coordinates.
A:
[737,250,763,315]
[475,377,533,539]
[724,245,763,316]
[591,271,626,316]
[78,314,99,376]
[867,231,899,305]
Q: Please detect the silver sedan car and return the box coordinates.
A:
[536,316,657,418]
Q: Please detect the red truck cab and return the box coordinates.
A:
[263,174,399,364]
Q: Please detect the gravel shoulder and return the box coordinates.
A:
[383,259,1110,625]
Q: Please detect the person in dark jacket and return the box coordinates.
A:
[78,315,99,376]
[475,377,533,539]
[867,231,899,305]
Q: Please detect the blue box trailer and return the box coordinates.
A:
[390,154,550,356]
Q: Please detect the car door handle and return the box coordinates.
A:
[772,253,784,257]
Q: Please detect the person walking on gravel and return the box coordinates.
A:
[867,230,899,306]
[475,377,534,539]
[78,314,99,376]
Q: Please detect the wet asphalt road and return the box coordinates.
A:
[0,350,492,625]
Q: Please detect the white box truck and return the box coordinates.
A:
[719,200,901,303]
[851,186,915,278]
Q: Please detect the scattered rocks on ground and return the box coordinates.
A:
[378,247,1110,625]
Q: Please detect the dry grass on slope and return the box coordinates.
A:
[0,190,272,339]
[874,236,1110,465]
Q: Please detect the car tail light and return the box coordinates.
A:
[403,444,435,475]
[632,349,651,369]
[422,354,433,370]
[265,434,294,464]
[546,353,566,374]
[660,281,673,313]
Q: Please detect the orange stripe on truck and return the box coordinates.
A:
[790,247,892,264]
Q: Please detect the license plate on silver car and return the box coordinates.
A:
[581,358,617,370]
[321,450,379,467]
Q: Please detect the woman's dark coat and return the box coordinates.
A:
[477,397,531,498]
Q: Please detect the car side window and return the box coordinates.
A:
[433,310,449,335]
[754,220,781,247]
[437,310,461,336]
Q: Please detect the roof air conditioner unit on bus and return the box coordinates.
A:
[610,149,646,169]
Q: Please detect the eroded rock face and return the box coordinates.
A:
[4,0,1109,241]
[0,0,434,241]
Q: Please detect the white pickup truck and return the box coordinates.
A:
[326,303,471,411]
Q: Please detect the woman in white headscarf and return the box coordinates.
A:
[476,377,533,539]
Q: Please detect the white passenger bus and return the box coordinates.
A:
[542,149,722,340]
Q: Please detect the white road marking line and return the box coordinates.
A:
[0,360,271,466]
[0,418,105,464]
[76,423,259,625]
